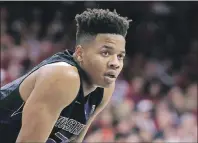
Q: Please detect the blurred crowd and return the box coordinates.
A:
[1,2,197,143]
[85,54,197,142]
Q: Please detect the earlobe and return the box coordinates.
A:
[78,56,82,62]
[75,45,83,62]
[75,45,82,53]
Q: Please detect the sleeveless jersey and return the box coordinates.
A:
[0,50,104,143]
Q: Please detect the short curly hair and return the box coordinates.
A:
[75,8,132,44]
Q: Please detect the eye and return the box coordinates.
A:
[118,54,125,60]
[101,51,109,57]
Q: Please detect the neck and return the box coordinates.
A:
[73,54,97,97]
[82,80,97,97]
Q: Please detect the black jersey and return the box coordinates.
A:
[0,50,104,143]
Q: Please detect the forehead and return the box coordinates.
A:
[94,34,126,47]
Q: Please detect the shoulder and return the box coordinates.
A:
[37,62,80,86]
[39,62,79,76]
[36,62,81,95]
[32,62,81,109]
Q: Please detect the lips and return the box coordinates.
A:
[105,74,116,78]
[104,76,116,84]
[104,71,117,79]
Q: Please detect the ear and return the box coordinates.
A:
[74,45,84,62]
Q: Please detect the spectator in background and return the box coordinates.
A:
[0,2,197,142]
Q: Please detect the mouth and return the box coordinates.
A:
[104,72,117,79]
[103,72,117,83]
[105,74,116,79]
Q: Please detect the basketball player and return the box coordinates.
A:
[0,8,131,142]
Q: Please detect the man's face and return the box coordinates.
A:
[78,34,126,88]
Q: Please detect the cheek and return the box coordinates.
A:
[84,56,106,73]
[120,63,124,70]
[117,63,124,73]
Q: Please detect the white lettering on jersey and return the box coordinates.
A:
[55,116,86,136]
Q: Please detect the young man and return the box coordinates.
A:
[0,8,131,142]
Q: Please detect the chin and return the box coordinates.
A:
[94,77,116,88]
[98,82,113,88]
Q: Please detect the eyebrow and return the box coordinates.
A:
[103,45,126,54]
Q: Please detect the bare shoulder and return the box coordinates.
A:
[17,62,81,142]
[37,62,81,95]
[29,62,81,111]
[38,62,80,80]
[20,62,80,102]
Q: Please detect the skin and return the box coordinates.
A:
[16,33,126,142]
[74,33,126,91]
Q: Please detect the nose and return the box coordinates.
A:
[108,55,120,69]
